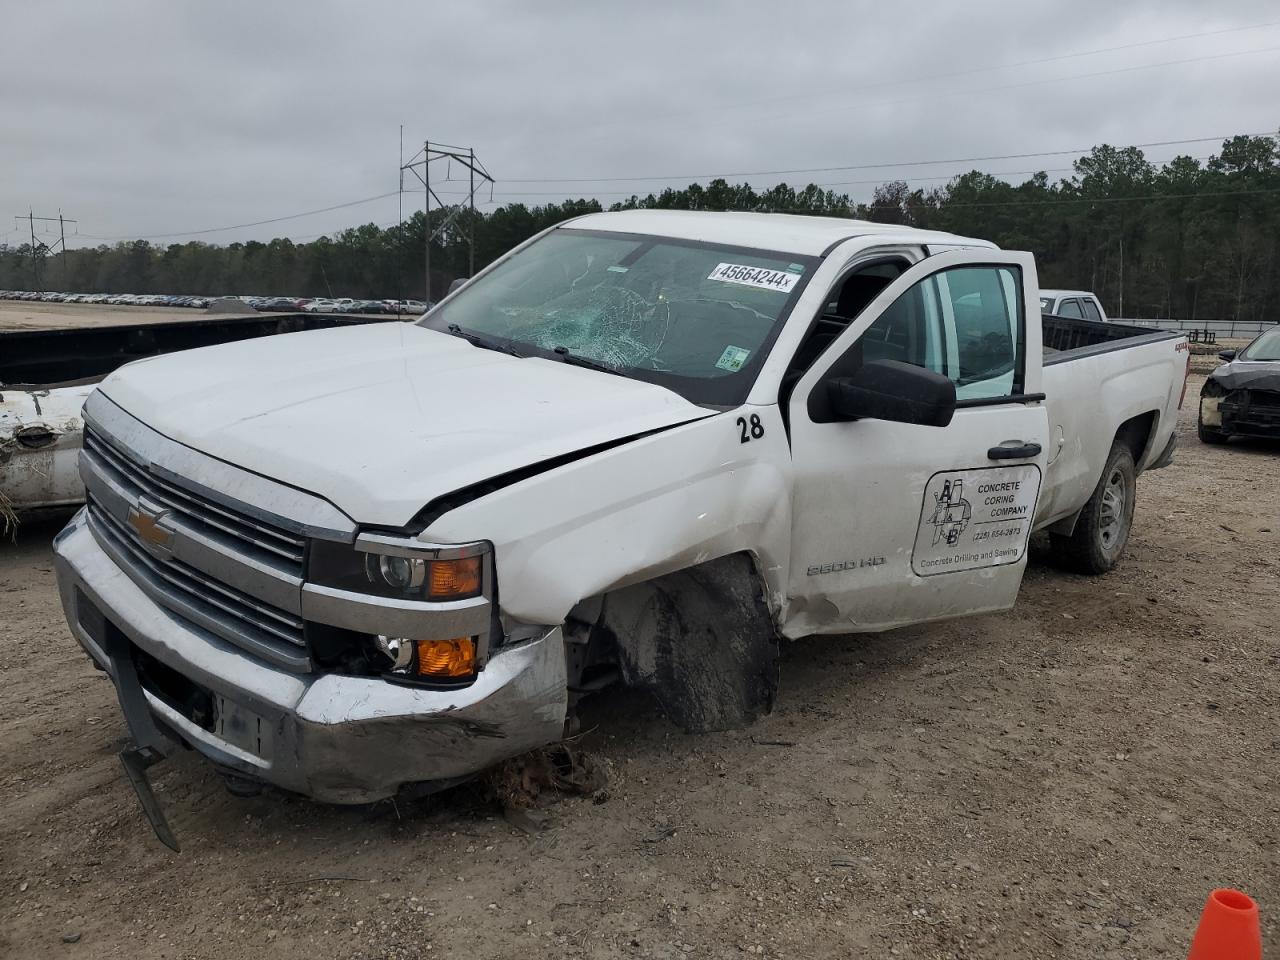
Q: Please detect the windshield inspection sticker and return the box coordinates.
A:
[911,465,1041,577]
[715,345,751,372]
[707,262,801,294]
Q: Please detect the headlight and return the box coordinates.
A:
[1201,378,1226,398]
[309,535,487,602]
[307,534,490,683]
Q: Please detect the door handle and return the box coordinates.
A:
[988,441,1042,460]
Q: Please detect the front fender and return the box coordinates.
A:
[423,406,794,626]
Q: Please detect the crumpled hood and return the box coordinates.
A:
[1209,359,1280,391]
[99,322,712,527]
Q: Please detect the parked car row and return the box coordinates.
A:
[0,290,429,315]
[289,297,428,314]
[0,290,211,308]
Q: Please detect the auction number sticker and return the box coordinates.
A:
[911,465,1041,577]
[707,262,800,294]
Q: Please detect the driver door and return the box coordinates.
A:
[784,249,1049,636]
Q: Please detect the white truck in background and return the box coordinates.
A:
[1040,288,1108,322]
[51,211,1190,847]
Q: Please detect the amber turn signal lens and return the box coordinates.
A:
[415,637,476,678]
[427,556,482,600]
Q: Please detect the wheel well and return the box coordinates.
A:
[1113,411,1157,468]
[566,552,779,733]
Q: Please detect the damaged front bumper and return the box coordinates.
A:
[1215,390,1280,438]
[54,509,567,806]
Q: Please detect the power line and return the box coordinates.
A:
[501,133,1277,184]
[925,186,1280,210]
[423,155,1220,199]
[99,191,400,241]
[56,130,1278,244]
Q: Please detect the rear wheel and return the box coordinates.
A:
[1050,445,1136,575]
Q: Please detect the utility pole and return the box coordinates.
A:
[430,138,435,302]
[399,140,494,303]
[14,210,77,291]
[469,147,476,279]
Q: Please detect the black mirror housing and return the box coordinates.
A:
[1218,349,1237,362]
[827,359,957,427]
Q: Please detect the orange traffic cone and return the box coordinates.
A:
[1188,888,1261,960]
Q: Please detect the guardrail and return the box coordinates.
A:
[1115,317,1277,339]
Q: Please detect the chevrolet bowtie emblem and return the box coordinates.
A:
[127,501,175,556]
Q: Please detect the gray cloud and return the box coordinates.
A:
[2,0,1277,248]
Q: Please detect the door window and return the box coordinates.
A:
[942,267,1021,400]
[809,264,1024,420]
[852,266,1021,399]
[1057,298,1084,318]
[1081,298,1104,322]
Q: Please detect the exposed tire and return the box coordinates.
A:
[1050,445,1137,575]
[598,554,778,733]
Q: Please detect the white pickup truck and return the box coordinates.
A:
[1040,288,1108,322]
[52,211,1190,844]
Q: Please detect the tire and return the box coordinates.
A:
[1050,445,1137,575]
[1197,410,1228,445]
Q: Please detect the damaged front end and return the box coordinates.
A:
[1201,366,1280,440]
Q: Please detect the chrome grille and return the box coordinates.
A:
[81,424,311,672]
[83,428,305,567]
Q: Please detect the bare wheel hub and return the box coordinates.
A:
[1098,467,1128,551]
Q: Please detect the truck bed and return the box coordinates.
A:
[1042,314,1181,360]
[1035,315,1186,532]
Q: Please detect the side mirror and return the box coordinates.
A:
[1218,349,1237,362]
[448,277,468,296]
[827,359,956,427]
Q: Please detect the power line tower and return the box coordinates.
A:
[399,140,494,302]
[13,210,77,290]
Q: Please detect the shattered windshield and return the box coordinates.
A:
[422,228,815,405]
[1240,327,1280,361]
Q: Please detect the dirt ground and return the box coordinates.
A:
[1,374,1276,960]
[0,300,214,332]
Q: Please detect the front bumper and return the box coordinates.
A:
[1205,389,1280,439]
[54,509,568,803]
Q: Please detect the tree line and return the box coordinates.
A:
[3,133,1276,322]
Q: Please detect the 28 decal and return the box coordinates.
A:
[736,413,765,444]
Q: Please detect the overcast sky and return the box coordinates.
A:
[2,1,1277,250]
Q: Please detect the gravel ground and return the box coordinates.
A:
[1,374,1276,959]
[0,300,213,331]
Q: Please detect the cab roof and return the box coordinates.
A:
[1041,289,1097,299]
[562,209,996,258]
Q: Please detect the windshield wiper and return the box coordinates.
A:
[446,323,522,357]
[553,345,619,375]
